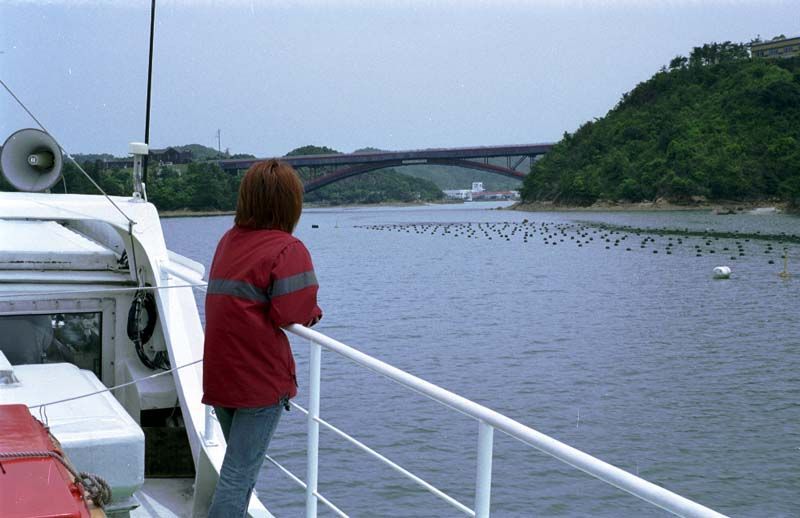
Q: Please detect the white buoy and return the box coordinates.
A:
[713,266,731,279]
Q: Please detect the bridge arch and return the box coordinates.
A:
[216,143,552,193]
[302,158,527,193]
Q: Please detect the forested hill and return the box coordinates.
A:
[0,143,443,210]
[521,42,800,208]
[348,147,520,191]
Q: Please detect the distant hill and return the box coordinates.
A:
[156,143,253,161]
[73,153,115,163]
[351,147,521,191]
[172,144,225,161]
[286,145,339,157]
[397,163,521,191]
[521,41,800,208]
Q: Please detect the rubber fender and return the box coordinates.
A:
[127,291,157,345]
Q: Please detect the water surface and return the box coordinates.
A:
[163,203,800,517]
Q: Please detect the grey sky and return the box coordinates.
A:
[0,1,795,157]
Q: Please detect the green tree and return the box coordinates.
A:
[522,42,800,208]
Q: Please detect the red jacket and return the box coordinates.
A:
[202,225,322,408]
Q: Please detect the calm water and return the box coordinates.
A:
[163,203,800,517]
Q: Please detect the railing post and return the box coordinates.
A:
[305,341,322,518]
[204,405,217,446]
[475,420,494,518]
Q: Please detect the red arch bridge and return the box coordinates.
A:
[216,143,554,193]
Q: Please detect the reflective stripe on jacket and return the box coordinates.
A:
[202,225,322,408]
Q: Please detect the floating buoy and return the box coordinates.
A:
[713,266,731,279]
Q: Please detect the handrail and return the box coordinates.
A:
[284,323,727,518]
[289,399,474,515]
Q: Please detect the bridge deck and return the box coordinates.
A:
[217,143,553,171]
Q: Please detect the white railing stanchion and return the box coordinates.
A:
[305,340,322,518]
[475,421,494,518]
[204,405,217,446]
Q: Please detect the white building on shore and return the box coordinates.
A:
[443,189,473,201]
[443,181,519,201]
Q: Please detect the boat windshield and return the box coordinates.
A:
[0,312,102,377]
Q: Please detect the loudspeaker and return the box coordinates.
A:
[1,128,64,192]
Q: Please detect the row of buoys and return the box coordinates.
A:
[591,223,800,245]
[355,221,796,267]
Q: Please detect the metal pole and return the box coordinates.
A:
[204,405,217,446]
[143,0,157,185]
[305,341,321,518]
[475,421,494,518]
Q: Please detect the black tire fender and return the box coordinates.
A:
[127,291,157,345]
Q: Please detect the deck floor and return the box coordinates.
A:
[131,478,194,517]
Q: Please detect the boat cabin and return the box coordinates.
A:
[0,192,216,516]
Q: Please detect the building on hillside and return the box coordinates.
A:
[149,147,193,165]
[99,158,134,169]
[471,182,485,193]
[97,146,193,170]
[751,36,800,59]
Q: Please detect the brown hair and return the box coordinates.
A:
[235,159,304,233]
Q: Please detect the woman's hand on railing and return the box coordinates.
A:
[305,315,321,327]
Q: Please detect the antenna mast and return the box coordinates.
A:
[143,0,157,185]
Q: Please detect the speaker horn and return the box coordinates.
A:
[1,128,64,192]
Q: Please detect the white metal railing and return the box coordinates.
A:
[262,324,729,518]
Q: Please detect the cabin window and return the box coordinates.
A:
[0,312,103,377]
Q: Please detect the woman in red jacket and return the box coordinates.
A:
[203,159,322,518]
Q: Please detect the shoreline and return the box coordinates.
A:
[158,199,796,218]
[159,209,236,218]
[158,200,451,218]
[510,200,794,214]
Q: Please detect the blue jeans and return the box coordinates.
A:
[207,404,283,518]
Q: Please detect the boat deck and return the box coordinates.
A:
[132,478,194,517]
